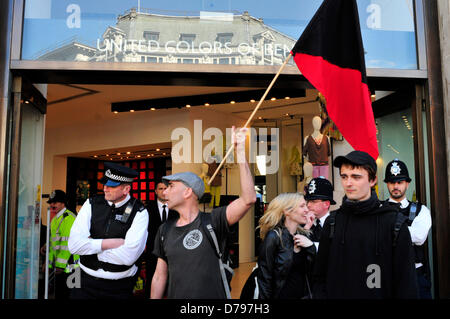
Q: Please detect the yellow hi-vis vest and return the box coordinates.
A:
[49,208,79,273]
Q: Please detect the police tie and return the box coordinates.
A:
[312,221,322,242]
[162,205,167,223]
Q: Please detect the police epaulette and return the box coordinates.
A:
[137,203,145,212]
[88,195,104,204]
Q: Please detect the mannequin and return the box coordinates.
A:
[198,163,212,205]
[207,155,222,208]
[288,145,303,176]
[297,161,313,194]
[303,116,330,180]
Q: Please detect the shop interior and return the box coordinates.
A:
[17,79,421,298]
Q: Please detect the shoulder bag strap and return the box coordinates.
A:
[205,223,231,299]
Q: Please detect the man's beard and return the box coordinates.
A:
[390,190,405,199]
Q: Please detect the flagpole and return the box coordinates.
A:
[207,53,293,185]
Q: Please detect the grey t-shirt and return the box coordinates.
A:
[153,206,229,299]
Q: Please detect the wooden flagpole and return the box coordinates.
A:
[207,52,293,185]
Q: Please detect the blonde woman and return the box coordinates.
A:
[257,193,316,299]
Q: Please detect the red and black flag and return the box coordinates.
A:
[291,0,378,160]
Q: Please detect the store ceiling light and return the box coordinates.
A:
[111,88,305,113]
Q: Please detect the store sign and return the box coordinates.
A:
[21,0,418,69]
[96,38,291,57]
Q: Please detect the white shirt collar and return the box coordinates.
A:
[107,194,130,208]
[389,197,409,209]
[157,200,168,211]
[317,212,330,227]
[55,207,67,219]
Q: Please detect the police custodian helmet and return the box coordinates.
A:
[384,159,412,183]
[304,177,336,205]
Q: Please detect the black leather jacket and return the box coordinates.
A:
[257,227,316,299]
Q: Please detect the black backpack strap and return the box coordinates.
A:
[200,212,232,299]
[328,211,337,239]
[160,217,176,245]
[200,213,222,259]
[393,212,409,247]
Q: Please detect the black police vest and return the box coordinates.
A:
[398,201,426,265]
[80,195,144,272]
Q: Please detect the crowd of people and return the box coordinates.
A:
[41,126,432,299]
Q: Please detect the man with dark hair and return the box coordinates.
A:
[384,159,432,299]
[69,162,149,299]
[313,150,418,299]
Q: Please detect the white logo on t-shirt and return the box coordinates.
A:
[183,229,203,250]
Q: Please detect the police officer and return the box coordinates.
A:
[45,190,79,299]
[304,177,336,249]
[68,162,149,299]
[384,159,432,299]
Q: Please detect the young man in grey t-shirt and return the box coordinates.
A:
[151,127,256,299]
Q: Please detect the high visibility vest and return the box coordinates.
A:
[49,208,80,273]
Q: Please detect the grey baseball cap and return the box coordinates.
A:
[162,172,205,199]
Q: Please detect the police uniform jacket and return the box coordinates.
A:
[388,198,431,268]
[49,207,79,272]
[68,194,149,280]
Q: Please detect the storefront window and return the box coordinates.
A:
[15,103,45,299]
[376,108,416,201]
[22,0,417,69]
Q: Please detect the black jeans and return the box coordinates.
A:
[55,271,70,299]
[416,266,432,299]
